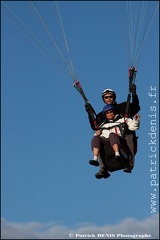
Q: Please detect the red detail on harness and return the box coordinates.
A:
[114,127,118,135]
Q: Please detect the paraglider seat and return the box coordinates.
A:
[104,155,125,172]
[99,140,133,172]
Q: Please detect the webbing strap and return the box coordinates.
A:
[129,67,137,86]
[125,67,137,119]
[73,80,89,103]
[101,122,127,136]
[73,79,99,129]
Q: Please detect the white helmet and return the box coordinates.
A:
[102,89,116,100]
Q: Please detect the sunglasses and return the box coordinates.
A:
[106,110,114,114]
[104,96,113,99]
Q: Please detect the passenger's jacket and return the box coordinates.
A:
[100,114,140,139]
[86,94,140,130]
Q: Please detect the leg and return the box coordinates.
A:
[109,133,132,173]
[112,143,119,153]
[124,133,137,156]
[95,138,111,179]
[98,153,105,169]
[93,147,99,157]
[89,136,101,166]
[90,136,110,169]
[90,136,110,178]
[109,133,121,160]
[119,137,132,173]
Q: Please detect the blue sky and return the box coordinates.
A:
[1,1,159,239]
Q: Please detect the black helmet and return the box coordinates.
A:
[102,89,116,101]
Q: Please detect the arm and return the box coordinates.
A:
[85,103,103,130]
[129,84,141,117]
[127,114,140,131]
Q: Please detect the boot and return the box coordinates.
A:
[124,165,132,173]
[95,167,110,179]
[89,160,99,166]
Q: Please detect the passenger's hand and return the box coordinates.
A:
[134,114,140,120]
[95,130,101,135]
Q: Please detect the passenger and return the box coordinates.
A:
[90,105,140,179]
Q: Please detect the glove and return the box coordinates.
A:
[85,103,93,113]
[134,114,140,121]
[129,84,137,94]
